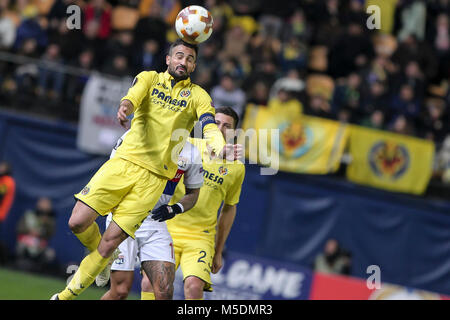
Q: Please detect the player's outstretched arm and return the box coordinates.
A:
[202,122,243,161]
[151,187,200,222]
[178,187,200,213]
[117,99,134,129]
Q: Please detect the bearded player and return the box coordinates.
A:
[51,39,241,300]
[98,130,203,300]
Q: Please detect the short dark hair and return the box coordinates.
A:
[168,39,198,60]
[215,106,239,129]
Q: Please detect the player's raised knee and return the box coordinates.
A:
[68,201,97,233]
[68,214,86,234]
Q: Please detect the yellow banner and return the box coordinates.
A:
[346,125,434,195]
[240,105,349,174]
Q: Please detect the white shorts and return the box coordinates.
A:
[106,215,175,272]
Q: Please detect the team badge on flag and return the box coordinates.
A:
[346,126,434,194]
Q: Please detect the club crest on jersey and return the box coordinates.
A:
[218,166,228,176]
[114,255,125,265]
[177,157,187,169]
[81,186,90,195]
[180,89,191,98]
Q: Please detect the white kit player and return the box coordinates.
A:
[98,131,203,300]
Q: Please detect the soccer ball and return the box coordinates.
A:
[175,5,213,45]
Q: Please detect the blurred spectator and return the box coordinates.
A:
[304,74,335,119]
[0,5,16,50]
[132,38,164,74]
[313,238,352,276]
[102,54,131,77]
[267,87,303,119]
[211,74,246,119]
[439,135,450,184]
[360,80,389,118]
[246,30,281,71]
[391,34,437,81]
[205,0,234,43]
[305,93,334,119]
[15,0,39,18]
[47,0,74,34]
[419,96,449,143]
[329,21,374,78]
[279,36,308,73]
[36,43,65,101]
[14,15,48,51]
[391,60,425,102]
[247,80,270,106]
[138,0,181,26]
[269,69,304,98]
[0,161,15,224]
[49,17,84,64]
[12,38,40,107]
[191,41,220,91]
[65,48,95,120]
[244,59,278,93]
[134,0,168,48]
[432,14,450,57]
[281,8,310,42]
[308,0,343,48]
[83,0,112,62]
[221,24,252,62]
[387,114,416,136]
[0,161,15,265]
[332,72,364,123]
[427,13,450,81]
[389,84,420,120]
[360,109,386,130]
[83,0,112,41]
[216,57,245,82]
[104,30,135,66]
[15,197,56,273]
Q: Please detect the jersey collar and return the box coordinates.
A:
[163,70,191,88]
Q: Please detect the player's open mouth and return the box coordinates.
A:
[176,66,187,72]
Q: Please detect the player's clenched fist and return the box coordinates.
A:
[117,100,133,129]
[220,143,243,161]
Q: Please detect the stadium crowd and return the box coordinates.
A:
[0,0,449,182]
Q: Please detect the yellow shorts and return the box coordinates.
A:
[172,233,215,292]
[74,157,167,238]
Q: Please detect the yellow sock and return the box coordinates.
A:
[186,297,204,300]
[74,222,101,252]
[141,291,155,300]
[58,249,109,300]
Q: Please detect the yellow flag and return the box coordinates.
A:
[240,105,349,174]
[346,125,434,194]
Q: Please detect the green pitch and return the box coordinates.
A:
[0,267,139,300]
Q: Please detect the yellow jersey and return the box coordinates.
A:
[167,137,245,237]
[115,70,225,179]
